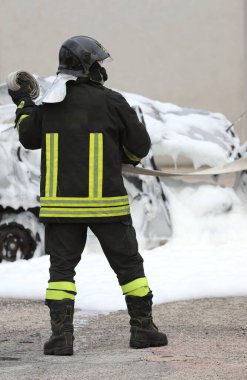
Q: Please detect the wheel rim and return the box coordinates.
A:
[0,223,37,262]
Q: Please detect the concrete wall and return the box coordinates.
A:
[0,0,246,140]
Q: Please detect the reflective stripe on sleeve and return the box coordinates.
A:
[16,114,29,131]
[17,100,25,109]
[123,146,141,162]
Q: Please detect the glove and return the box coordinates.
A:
[8,82,33,106]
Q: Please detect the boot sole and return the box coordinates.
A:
[130,338,168,349]
[44,347,73,356]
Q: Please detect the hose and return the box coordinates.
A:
[6,71,40,100]
[122,156,247,177]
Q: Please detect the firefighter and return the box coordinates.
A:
[8,36,168,355]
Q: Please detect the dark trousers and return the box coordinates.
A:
[45,219,145,286]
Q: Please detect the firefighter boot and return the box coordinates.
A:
[125,292,168,349]
[44,299,74,355]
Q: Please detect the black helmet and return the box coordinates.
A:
[58,35,111,77]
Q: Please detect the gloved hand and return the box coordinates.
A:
[8,82,32,106]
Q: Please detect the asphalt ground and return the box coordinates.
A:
[0,297,246,380]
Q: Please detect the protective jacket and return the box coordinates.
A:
[15,79,151,223]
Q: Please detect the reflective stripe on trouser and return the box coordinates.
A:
[45,281,77,301]
[121,277,150,297]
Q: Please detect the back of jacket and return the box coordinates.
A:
[17,79,151,223]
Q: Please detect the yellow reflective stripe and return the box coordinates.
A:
[17,100,25,109]
[93,134,98,197]
[40,197,129,207]
[40,211,130,218]
[49,134,54,196]
[89,133,95,197]
[45,133,58,198]
[40,205,130,218]
[98,133,103,198]
[89,133,103,198]
[40,201,129,207]
[16,114,29,131]
[121,277,149,295]
[45,134,51,197]
[40,195,129,201]
[52,134,58,197]
[45,289,75,301]
[48,281,76,293]
[127,287,150,297]
[123,146,141,162]
[41,206,130,212]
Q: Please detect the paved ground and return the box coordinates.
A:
[0,297,246,380]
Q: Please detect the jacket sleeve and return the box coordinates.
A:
[15,99,43,150]
[109,91,151,165]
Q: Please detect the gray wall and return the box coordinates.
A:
[0,0,246,141]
